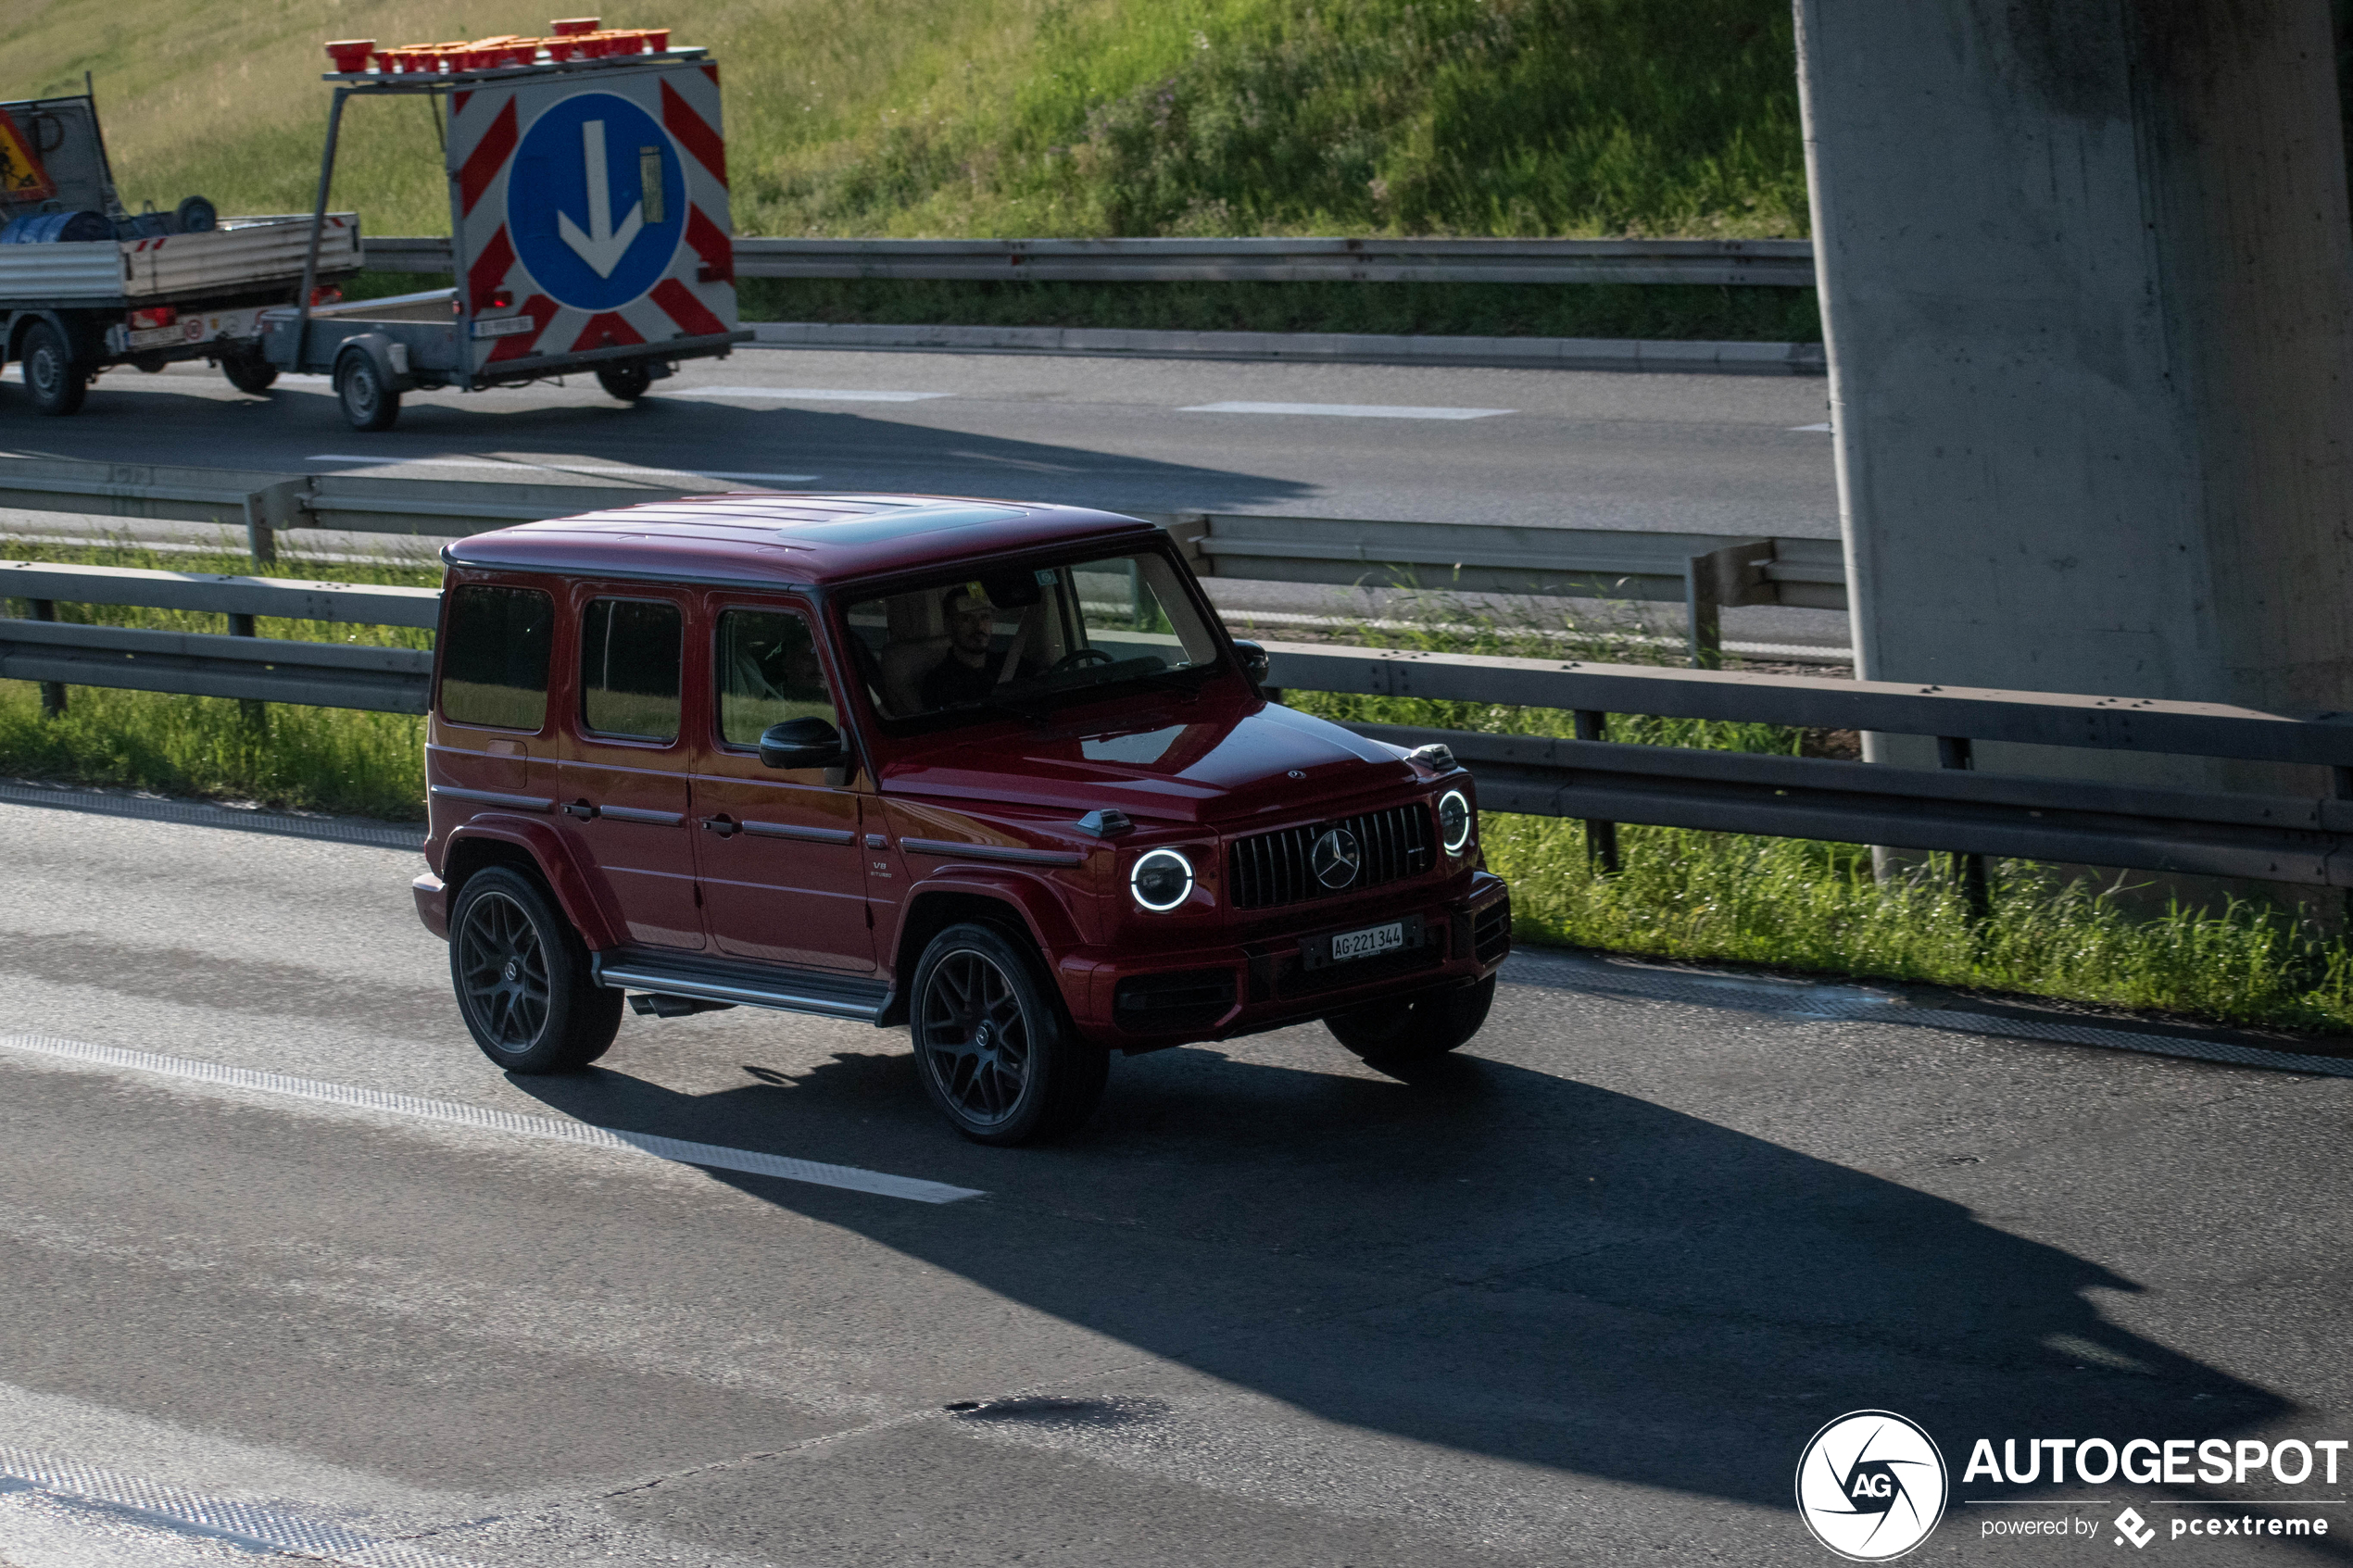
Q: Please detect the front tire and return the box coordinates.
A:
[448,866,621,1073]
[911,922,1106,1145]
[335,349,400,431]
[1325,975,1496,1070]
[20,322,85,416]
[596,362,653,401]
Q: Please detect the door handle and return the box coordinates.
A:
[701,815,739,838]
[562,799,598,821]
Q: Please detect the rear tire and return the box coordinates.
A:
[335,349,400,431]
[911,922,1106,1145]
[220,352,278,394]
[20,322,85,416]
[596,362,653,401]
[1325,975,1495,1070]
[448,865,621,1073]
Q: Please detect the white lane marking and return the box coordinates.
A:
[303,454,818,483]
[1179,400,1512,420]
[0,1034,984,1204]
[0,1442,484,1567]
[1790,421,1832,432]
[665,385,950,402]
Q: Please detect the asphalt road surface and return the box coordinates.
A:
[0,348,1854,650]
[2,797,2347,1565]
[0,349,1837,536]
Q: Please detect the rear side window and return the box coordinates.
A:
[580,597,683,741]
[439,584,553,731]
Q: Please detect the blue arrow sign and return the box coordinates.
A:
[507,92,686,312]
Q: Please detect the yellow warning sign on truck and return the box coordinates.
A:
[0,109,57,202]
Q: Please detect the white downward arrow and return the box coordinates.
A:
[557,119,644,278]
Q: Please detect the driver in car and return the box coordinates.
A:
[922,583,1024,709]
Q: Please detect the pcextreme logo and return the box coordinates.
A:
[1796,1411,1951,1561]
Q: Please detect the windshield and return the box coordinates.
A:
[843,548,1225,724]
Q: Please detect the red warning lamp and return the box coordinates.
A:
[323,39,376,73]
[551,18,600,33]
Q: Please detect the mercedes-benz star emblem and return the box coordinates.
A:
[1311,827,1361,889]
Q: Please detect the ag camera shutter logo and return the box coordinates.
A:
[1795,1411,1948,1561]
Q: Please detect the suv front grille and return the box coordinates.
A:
[1229,802,1434,911]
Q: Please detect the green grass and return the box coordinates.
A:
[0,0,1808,242]
[8,556,2349,1035]
[0,533,434,820]
[1271,602,2353,1036]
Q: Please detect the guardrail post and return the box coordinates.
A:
[24,598,65,718]
[226,611,270,735]
[1937,735,1991,919]
[241,479,309,568]
[1684,540,1774,669]
[1574,710,1621,874]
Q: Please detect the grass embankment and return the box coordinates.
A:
[0,537,434,821]
[0,0,1813,339]
[7,543,2352,1035]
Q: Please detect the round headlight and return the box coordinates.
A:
[1438,789,1473,854]
[1129,847,1196,912]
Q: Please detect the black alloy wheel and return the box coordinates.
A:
[1325,974,1497,1072]
[220,352,279,394]
[335,349,400,432]
[20,322,85,416]
[448,865,621,1073]
[911,922,1106,1145]
[596,362,653,401]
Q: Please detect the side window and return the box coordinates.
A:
[717,608,837,746]
[579,597,683,741]
[439,583,553,731]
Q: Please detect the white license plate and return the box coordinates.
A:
[1328,921,1405,963]
[472,314,540,339]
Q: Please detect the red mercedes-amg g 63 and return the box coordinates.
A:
[411,494,1511,1143]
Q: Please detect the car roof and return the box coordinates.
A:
[441,492,1164,589]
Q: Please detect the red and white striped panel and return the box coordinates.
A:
[447,58,736,375]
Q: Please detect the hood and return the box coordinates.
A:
[877,695,1418,827]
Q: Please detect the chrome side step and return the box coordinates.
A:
[592,949,891,1023]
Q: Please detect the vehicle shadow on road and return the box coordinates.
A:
[35,387,1323,518]
[508,1021,2294,1519]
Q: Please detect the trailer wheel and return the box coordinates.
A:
[20,323,85,416]
[220,352,278,395]
[596,363,652,401]
[335,349,399,432]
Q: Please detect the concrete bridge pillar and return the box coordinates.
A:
[1794,0,2353,793]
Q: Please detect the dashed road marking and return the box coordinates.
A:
[0,1034,985,1204]
[0,1442,485,1567]
[303,454,818,483]
[1790,421,1832,432]
[1179,400,1512,420]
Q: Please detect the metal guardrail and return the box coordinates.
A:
[362,235,1819,288]
[6,561,2353,892]
[0,457,1841,663]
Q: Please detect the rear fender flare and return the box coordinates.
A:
[441,817,620,950]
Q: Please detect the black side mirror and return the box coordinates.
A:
[759,716,846,771]
[1232,639,1271,685]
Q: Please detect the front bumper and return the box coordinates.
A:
[412,872,448,940]
[1071,872,1511,1051]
